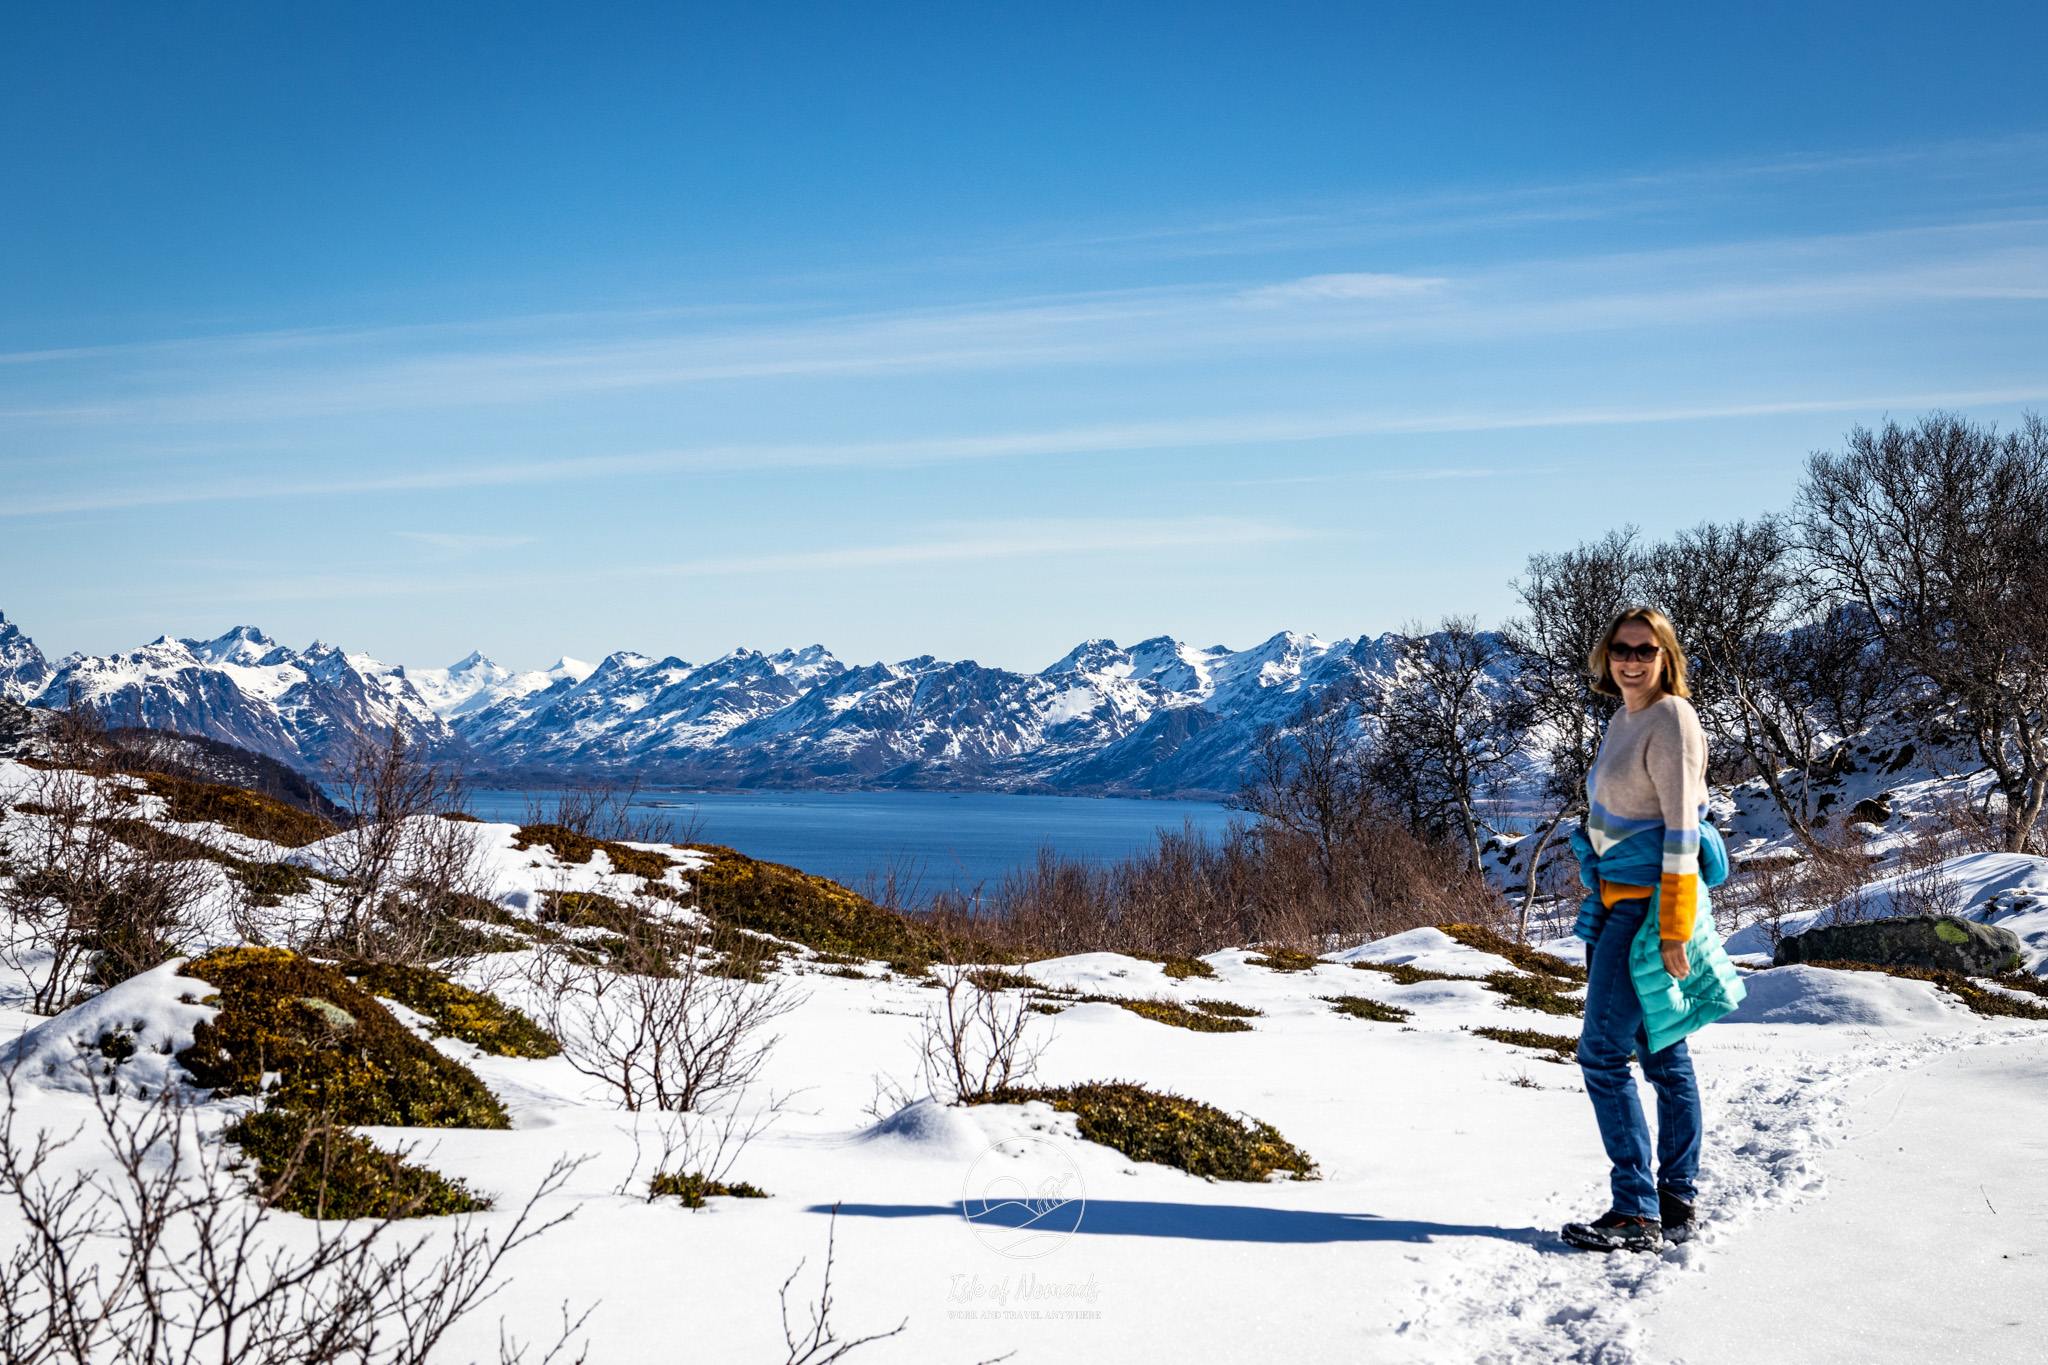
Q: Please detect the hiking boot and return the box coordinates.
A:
[1562,1210,1663,1253]
[1659,1191,1696,1245]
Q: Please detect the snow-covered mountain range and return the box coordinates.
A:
[4,613,1405,795]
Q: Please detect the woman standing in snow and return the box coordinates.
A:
[1561,607,1745,1253]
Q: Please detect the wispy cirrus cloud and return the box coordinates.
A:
[395,531,540,558]
[155,517,1315,605]
[1238,272,1449,305]
[4,216,2047,436]
[10,382,2048,519]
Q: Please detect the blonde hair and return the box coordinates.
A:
[1588,606,1690,699]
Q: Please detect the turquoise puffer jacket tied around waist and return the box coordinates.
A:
[1567,821,1746,1055]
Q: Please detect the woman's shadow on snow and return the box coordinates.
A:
[810,1200,1554,1247]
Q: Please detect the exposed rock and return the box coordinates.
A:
[1775,914,2024,975]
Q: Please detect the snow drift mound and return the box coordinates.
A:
[1721,964,1965,1029]
[841,1097,987,1159]
[0,959,216,1097]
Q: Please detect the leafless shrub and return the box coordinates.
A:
[0,766,214,1012]
[311,728,494,966]
[1718,822,1889,947]
[616,1094,785,1201]
[927,805,1503,962]
[860,1073,918,1122]
[527,779,699,847]
[852,852,928,916]
[520,912,797,1113]
[779,1206,908,1365]
[0,1070,588,1365]
[916,968,1045,1103]
[1887,861,1964,921]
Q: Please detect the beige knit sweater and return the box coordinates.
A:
[1585,693,1708,939]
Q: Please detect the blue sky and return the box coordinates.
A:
[5,2,2047,673]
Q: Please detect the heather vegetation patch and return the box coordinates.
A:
[1351,960,1468,985]
[1154,956,1217,979]
[1992,970,2048,1000]
[345,962,561,1059]
[224,1110,490,1220]
[97,815,320,907]
[962,968,1038,992]
[974,1082,1315,1182]
[648,1171,771,1208]
[178,948,510,1130]
[1482,970,1584,1017]
[1246,949,1320,973]
[1439,923,1587,984]
[1321,994,1413,1023]
[1351,945,1583,1014]
[140,771,338,848]
[1106,997,1253,1033]
[1189,999,1261,1018]
[513,823,677,882]
[1470,1026,1580,1062]
[688,845,1006,970]
[1804,959,2048,1021]
[539,889,642,933]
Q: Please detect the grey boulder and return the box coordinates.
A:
[1775,914,2023,975]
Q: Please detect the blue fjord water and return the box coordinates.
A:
[465,788,1238,893]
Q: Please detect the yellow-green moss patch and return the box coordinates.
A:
[345,962,561,1059]
[225,1110,489,1220]
[973,1082,1315,1182]
[179,948,510,1129]
[140,772,338,848]
[688,844,1006,970]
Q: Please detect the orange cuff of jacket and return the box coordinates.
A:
[1598,874,1698,942]
[1658,872,1697,942]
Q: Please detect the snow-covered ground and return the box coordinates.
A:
[6,936,2043,1362]
[4,757,2045,1363]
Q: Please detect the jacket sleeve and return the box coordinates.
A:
[1568,821,1599,891]
[1646,702,1708,940]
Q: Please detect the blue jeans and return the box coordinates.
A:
[1578,896,1701,1218]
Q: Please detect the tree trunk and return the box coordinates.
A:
[1518,804,1574,942]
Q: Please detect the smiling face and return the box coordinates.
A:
[1608,620,1666,710]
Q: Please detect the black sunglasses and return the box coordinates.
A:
[1608,643,1663,663]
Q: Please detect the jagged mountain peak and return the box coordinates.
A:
[1044,638,1130,676]
[181,625,281,667]
[0,610,53,703]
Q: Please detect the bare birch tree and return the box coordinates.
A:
[1367,617,1533,877]
[1799,412,2048,850]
